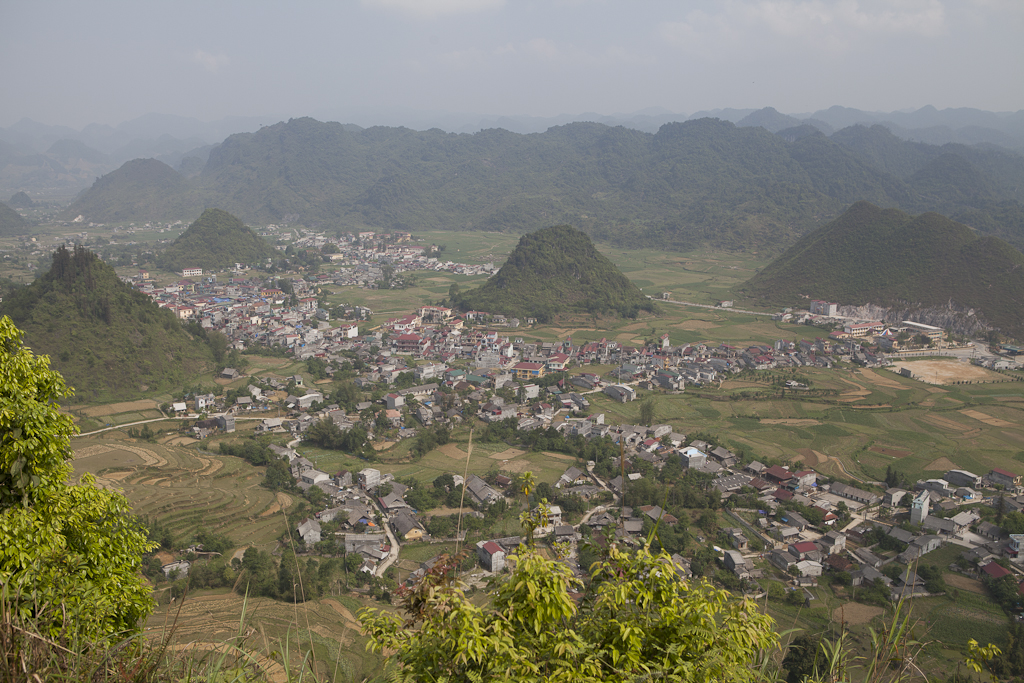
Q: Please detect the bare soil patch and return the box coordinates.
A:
[959,409,1015,428]
[762,418,821,426]
[166,437,197,446]
[82,400,160,418]
[833,602,883,626]
[489,447,526,461]
[870,446,912,459]
[944,573,986,594]
[888,359,1004,385]
[373,441,396,451]
[925,456,958,471]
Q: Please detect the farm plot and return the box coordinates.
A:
[73,436,285,552]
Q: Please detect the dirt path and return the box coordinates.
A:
[762,419,821,426]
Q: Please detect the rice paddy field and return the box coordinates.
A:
[56,240,1024,680]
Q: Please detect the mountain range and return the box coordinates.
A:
[57,115,1024,254]
[2,105,1021,199]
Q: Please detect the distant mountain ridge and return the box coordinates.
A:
[450,225,655,321]
[60,116,1024,254]
[737,202,1024,339]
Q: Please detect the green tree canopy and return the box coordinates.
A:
[360,543,777,682]
[0,315,155,639]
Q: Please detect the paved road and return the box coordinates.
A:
[75,414,269,438]
[659,299,774,317]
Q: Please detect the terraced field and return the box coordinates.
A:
[72,435,287,552]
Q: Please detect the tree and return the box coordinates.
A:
[0,316,156,639]
[360,544,777,682]
[638,396,657,426]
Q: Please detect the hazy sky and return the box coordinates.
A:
[2,0,1022,128]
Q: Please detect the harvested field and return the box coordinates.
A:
[959,409,1015,428]
[439,443,468,459]
[543,451,576,461]
[674,320,718,330]
[870,446,912,459]
[888,359,1004,385]
[925,456,958,471]
[921,414,971,432]
[944,573,986,594]
[81,400,160,417]
[832,602,883,626]
[499,460,533,473]
[372,441,396,451]
[762,419,821,426]
[797,448,828,465]
[489,447,526,461]
[858,369,905,389]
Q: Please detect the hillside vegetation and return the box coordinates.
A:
[0,246,215,401]
[61,117,1024,254]
[0,201,31,236]
[156,208,278,272]
[451,225,655,320]
[737,202,1024,337]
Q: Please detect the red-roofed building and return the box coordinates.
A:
[982,562,1011,579]
[764,466,793,485]
[773,488,794,502]
[789,541,817,560]
[989,468,1022,488]
[477,541,506,572]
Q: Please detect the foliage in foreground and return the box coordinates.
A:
[360,543,777,683]
[0,315,156,641]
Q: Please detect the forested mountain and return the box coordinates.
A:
[156,208,278,272]
[60,116,1024,254]
[450,225,654,321]
[0,201,31,236]
[0,246,215,400]
[737,202,1024,338]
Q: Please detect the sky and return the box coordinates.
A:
[1,0,1022,129]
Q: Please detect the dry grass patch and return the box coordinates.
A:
[888,359,1004,385]
[833,602,883,626]
[921,414,972,432]
[489,447,526,461]
[674,319,719,330]
[762,419,821,426]
[797,448,828,465]
[925,456,958,471]
[945,573,986,594]
[858,369,905,390]
[439,443,468,459]
[81,399,160,417]
[959,409,1016,428]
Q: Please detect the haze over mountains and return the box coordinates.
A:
[54,114,1024,255]
[2,105,1022,200]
